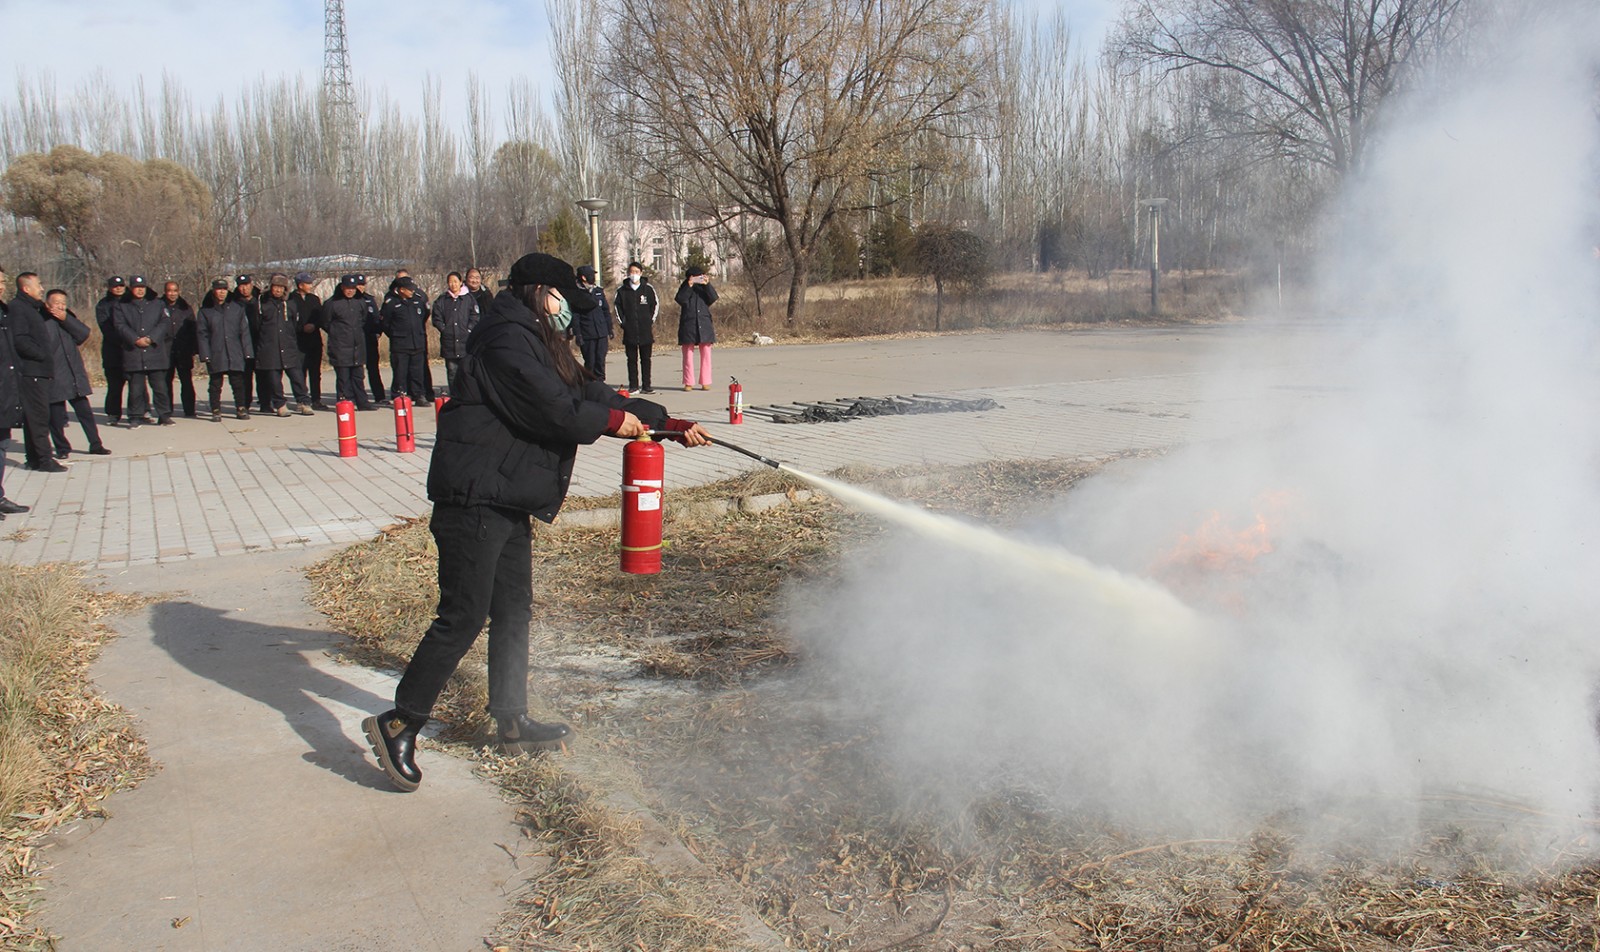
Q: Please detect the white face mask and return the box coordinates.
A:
[628,274,641,287]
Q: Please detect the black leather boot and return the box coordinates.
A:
[362,709,426,791]
[496,714,573,755]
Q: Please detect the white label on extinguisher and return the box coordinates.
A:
[639,490,661,511]
[734,392,743,408]
[339,413,350,422]
[635,479,662,488]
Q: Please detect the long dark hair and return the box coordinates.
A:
[516,284,592,389]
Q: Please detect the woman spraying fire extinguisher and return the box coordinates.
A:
[362,252,711,792]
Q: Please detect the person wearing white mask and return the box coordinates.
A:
[612,261,659,393]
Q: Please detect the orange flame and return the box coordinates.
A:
[1154,491,1295,585]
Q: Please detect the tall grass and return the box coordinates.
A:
[0,564,149,950]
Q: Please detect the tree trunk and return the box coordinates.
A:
[785,265,808,328]
[934,275,944,332]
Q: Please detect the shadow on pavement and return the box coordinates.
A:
[149,600,395,791]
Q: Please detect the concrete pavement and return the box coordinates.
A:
[8,322,1339,950]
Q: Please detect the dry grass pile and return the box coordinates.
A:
[0,564,150,951]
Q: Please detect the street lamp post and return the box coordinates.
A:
[576,197,609,281]
[1144,198,1168,313]
[251,234,267,265]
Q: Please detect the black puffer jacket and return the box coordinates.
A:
[254,293,300,371]
[292,290,323,354]
[113,296,175,371]
[0,304,22,428]
[197,299,254,373]
[675,281,717,345]
[46,309,93,402]
[380,294,430,355]
[431,291,481,359]
[8,293,55,378]
[96,292,126,371]
[167,297,197,361]
[427,290,669,522]
[613,279,658,346]
[323,292,373,367]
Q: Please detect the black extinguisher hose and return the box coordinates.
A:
[646,431,783,469]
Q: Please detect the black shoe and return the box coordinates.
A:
[108,417,122,427]
[24,460,67,473]
[0,498,28,515]
[362,710,425,792]
[356,404,376,411]
[88,445,112,456]
[53,449,71,460]
[312,401,330,411]
[236,409,250,420]
[184,411,197,418]
[158,416,175,426]
[211,410,223,422]
[496,714,572,755]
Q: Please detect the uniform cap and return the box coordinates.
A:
[236,274,253,285]
[294,271,315,284]
[210,279,229,290]
[129,275,148,287]
[107,275,126,288]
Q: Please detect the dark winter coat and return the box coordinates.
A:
[427,289,670,521]
[113,296,175,372]
[573,285,613,341]
[96,292,126,371]
[0,304,23,429]
[380,294,430,355]
[166,297,198,361]
[468,287,493,312]
[431,291,481,360]
[675,281,717,346]
[323,292,374,367]
[8,293,55,378]
[45,309,93,403]
[613,279,659,346]
[292,290,324,355]
[196,299,254,373]
[254,293,300,371]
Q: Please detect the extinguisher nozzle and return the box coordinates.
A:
[645,431,782,468]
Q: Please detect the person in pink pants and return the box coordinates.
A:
[675,265,717,390]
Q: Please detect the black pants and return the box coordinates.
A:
[18,376,52,466]
[625,343,652,390]
[125,369,172,422]
[579,336,607,381]
[390,352,425,401]
[260,366,311,410]
[301,348,325,403]
[422,358,436,402]
[208,371,248,413]
[242,357,257,410]
[364,332,386,401]
[334,365,372,408]
[395,503,534,721]
[164,355,197,417]
[442,358,463,394]
[102,364,126,422]
[49,397,103,454]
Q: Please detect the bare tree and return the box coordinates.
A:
[1116,0,1470,175]
[600,0,992,325]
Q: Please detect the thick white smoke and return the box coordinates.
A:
[788,4,1600,845]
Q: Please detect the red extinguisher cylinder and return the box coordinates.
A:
[336,399,358,458]
[394,396,415,453]
[434,395,449,414]
[728,377,744,425]
[621,437,665,575]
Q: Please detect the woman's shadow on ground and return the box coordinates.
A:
[149,600,398,791]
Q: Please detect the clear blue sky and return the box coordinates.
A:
[1,0,1118,138]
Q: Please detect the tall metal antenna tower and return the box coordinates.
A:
[322,0,358,183]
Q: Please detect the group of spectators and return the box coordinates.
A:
[0,258,720,517]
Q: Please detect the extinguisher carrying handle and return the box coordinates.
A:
[647,431,783,469]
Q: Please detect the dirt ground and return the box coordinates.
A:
[308,458,1600,952]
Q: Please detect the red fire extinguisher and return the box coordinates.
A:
[620,435,664,574]
[728,376,744,425]
[617,387,630,399]
[336,399,358,458]
[394,395,415,453]
[434,395,449,414]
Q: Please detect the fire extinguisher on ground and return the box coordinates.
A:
[393,395,415,453]
[620,435,664,574]
[728,376,743,425]
[336,399,358,457]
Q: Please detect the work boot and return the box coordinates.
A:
[296,404,314,416]
[236,408,250,420]
[276,405,290,417]
[496,714,572,756]
[362,709,426,792]
[211,410,223,422]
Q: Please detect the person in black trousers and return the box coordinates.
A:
[227,275,262,411]
[256,274,314,415]
[380,277,429,401]
[196,281,254,420]
[41,290,109,457]
[361,252,711,792]
[573,265,613,380]
[357,274,386,404]
[0,272,35,515]
[431,271,481,393]
[291,272,326,408]
[161,281,199,418]
[323,276,375,409]
[613,261,659,392]
[9,273,62,472]
[95,276,127,425]
[113,276,176,427]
